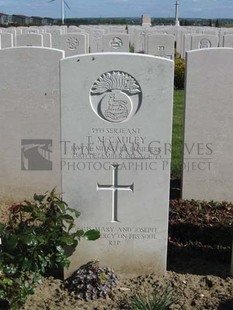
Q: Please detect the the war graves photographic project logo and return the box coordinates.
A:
[21,139,52,171]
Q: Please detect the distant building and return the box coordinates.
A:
[42,17,54,25]
[0,12,55,26]
[29,16,43,25]
[11,15,30,24]
[0,13,9,25]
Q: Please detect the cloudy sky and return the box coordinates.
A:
[0,0,233,19]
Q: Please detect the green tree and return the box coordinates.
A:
[215,19,220,27]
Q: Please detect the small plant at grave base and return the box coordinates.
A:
[0,189,100,309]
[0,267,42,310]
[129,43,135,53]
[65,260,118,300]
[174,57,185,90]
[129,288,174,310]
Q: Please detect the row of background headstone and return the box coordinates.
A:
[1,25,233,58]
[0,46,232,275]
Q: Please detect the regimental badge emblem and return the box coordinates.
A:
[90,71,142,123]
[66,37,79,50]
[109,37,123,49]
[199,38,211,49]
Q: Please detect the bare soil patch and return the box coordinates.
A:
[0,202,232,310]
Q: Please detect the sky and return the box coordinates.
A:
[0,0,233,19]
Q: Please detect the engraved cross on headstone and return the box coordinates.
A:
[97,164,134,222]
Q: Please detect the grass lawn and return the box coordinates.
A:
[171,90,185,179]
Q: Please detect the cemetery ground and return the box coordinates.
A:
[1,91,232,309]
[0,198,232,309]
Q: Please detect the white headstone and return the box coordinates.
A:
[19,27,30,34]
[60,26,67,34]
[48,29,63,48]
[4,29,16,46]
[0,47,64,202]
[52,33,87,56]
[134,28,149,53]
[0,33,13,48]
[223,34,233,47]
[191,34,218,50]
[202,29,218,35]
[219,29,233,47]
[28,28,40,34]
[67,26,85,33]
[176,29,183,56]
[146,34,175,59]
[42,33,52,48]
[16,34,43,47]
[85,32,90,53]
[15,28,23,35]
[61,53,173,276]
[90,28,104,53]
[106,26,127,34]
[182,33,191,58]
[182,48,233,201]
[177,29,192,58]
